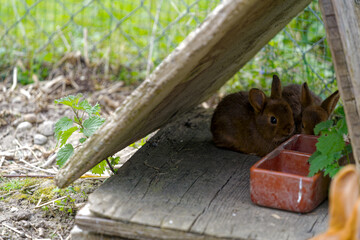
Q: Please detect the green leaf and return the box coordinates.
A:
[324,164,342,178]
[54,94,83,108]
[308,154,330,177]
[91,160,107,175]
[344,144,353,154]
[54,117,73,141]
[334,106,345,116]
[79,100,101,116]
[79,138,87,143]
[108,156,120,166]
[82,116,105,137]
[56,144,74,168]
[314,120,333,135]
[59,126,78,147]
[335,118,348,136]
[308,150,321,164]
[316,133,345,155]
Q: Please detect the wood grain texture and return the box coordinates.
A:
[319,0,360,169]
[73,108,329,240]
[55,0,312,188]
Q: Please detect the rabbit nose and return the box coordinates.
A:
[285,125,294,135]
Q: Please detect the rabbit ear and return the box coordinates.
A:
[249,89,266,113]
[327,165,359,231]
[321,90,340,116]
[271,75,282,99]
[300,82,314,108]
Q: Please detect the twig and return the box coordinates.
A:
[20,88,32,100]
[83,28,89,66]
[0,156,5,167]
[2,174,55,178]
[56,25,71,52]
[2,222,30,238]
[14,139,40,161]
[146,0,163,78]
[105,158,116,174]
[35,195,68,209]
[19,159,57,174]
[10,67,17,92]
[41,153,57,168]
[36,194,43,207]
[0,191,16,198]
[1,174,107,180]
[57,232,64,240]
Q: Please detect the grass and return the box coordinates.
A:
[0,0,336,95]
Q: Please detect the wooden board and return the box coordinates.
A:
[73,108,329,240]
[55,0,312,188]
[319,0,360,169]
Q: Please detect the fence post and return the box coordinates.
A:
[319,0,360,170]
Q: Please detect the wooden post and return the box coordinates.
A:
[319,0,360,170]
[55,0,312,188]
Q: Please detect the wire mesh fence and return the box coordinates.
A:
[0,0,336,96]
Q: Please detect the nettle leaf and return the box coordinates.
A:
[55,117,73,141]
[314,120,333,135]
[78,99,92,112]
[108,156,120,166]
[79,100,101,116]
[59,126,79,147]
[344,144,353,154]
[79,138,87,143]
[82,116,105,137]
[324,164,342,178]
[316,133,345,155]
[91,160,107,175]
[54,94,83,108]
[334,106,345,116]
[308,150,321,164]
[56,144,74,168]
[336,118,348,136]
[308,154,331,177]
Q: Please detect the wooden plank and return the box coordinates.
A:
[73,108,329,240]
[55,0,312,188]
[319,0,360,169]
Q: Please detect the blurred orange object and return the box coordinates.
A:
[310,164,360,240]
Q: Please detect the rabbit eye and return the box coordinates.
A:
[270,116,277,124]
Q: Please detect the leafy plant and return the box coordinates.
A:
[308,107,352,178]
[54,93,119,175]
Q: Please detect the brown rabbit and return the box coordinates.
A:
[300,83,340,135]
[282,83,322,134]
[210,75,295,157]
[310,164,360,240]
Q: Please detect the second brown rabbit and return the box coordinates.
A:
[282,83,321,134]
[210,75,295,157]
[283,83,340,135]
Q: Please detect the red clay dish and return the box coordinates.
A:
[250,134,331,213]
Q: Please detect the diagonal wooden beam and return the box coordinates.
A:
[319,0,360,170]
[55,0,312,188]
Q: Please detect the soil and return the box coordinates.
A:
[0,55,139,240]
[0,54,220,239]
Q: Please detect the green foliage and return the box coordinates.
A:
[54,94,116,175]
[56,144,74,168]
[308,107,352,178]
[129,136,149,149]
[90,157,120,176]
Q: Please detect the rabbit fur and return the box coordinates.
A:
[211,75,295,157]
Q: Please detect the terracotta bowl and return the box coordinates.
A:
[250,134,331,213]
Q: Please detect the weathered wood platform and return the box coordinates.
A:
[55,0,313,188]
[72,109,329,240]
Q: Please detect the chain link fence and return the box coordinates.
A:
[0,0,336,96]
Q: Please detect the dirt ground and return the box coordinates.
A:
[0,55,139,239]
